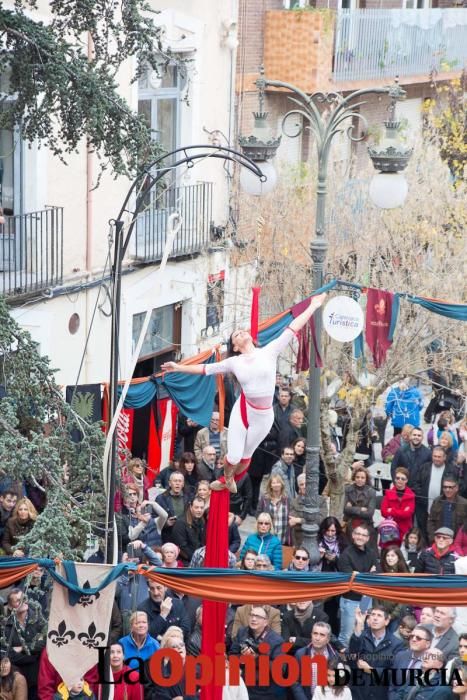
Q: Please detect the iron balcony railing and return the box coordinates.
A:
[132,181,213,263]
[0,206,63,297]
[333,8,467,82]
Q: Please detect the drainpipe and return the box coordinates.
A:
[84,32,95,382]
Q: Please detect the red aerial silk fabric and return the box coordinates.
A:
[200,490,230,700]
[250,287,261,343]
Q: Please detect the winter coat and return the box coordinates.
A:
[427,494,467,543]
[453,525,467,556]
[229,472,253,520]
[343,483,376,529]
[230,626,285,700]
[1,517,35,554]
[348,628,405,700]
[171,515,206,564]
[239,531,283,570]
[281,605,329,652]
[380,486,415,541]
[382,433,403,462]
[105,667,144,699]
[385,386,423,429]
[291,644,340,700]
[390,444,432,484]
[138,595,190,641]
[193,427,228,463]
[414,545,459,574]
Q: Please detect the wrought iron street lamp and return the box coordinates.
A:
[105,145,266,563]
[241,74,411,563]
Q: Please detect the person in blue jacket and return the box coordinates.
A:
[239,512,282,570]
[385,380,423,435]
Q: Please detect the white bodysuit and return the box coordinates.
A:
[205,328,294,463]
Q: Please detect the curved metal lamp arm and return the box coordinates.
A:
[262,77,405,165]
[115,144,265,255]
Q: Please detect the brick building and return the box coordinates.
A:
[234,0,466,198]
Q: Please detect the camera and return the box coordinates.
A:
[241,637,261,654]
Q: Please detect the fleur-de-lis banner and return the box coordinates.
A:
[47,563,116,686]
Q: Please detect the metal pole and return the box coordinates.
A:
[106,219,124,564]
[259,76,405,564]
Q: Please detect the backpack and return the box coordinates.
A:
[377,517,400,545]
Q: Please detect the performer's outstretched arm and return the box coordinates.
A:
[288,292,327,333]
[161,361,206,374]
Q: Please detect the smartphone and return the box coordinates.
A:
[127,544,135,558]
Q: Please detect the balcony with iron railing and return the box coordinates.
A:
[0,206,63,297]
[333,8,467,84]
[131,181,213,263]
[263,8,467,93]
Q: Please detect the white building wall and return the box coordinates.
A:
[7,0,250,388]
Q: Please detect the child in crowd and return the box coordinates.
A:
[54,678,96,700]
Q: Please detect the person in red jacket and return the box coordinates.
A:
[38,649,99,700]
[454,522,467,556]
[98,643,144,700]
[380,467,415,544]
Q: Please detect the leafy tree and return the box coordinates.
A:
[0,0,179,177]
[234,136,466,517]
[0,296,105,558]
[423,72,467,184]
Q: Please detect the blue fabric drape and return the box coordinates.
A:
[59,561,135,605]
[257,313,293,346]
[158,355,217,427]
[118,380,157,409]
[406,295,467,321]
[388,293,400,341]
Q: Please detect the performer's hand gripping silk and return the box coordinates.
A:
[161,293,326,492]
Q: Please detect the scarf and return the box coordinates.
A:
[293,604,315,624]
[322,535,340,556]
[431,543,455,559]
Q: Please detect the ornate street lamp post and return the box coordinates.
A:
[247,73,411,563]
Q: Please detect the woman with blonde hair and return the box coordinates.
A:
[256,474,291,545]
[2,497,38,556]
[239,512,282,569]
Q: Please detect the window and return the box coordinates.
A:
[132,303,181,376]
[138,64,181,156]
[137,63,182,209]
[204,271,225,335]
[0,73,22,216]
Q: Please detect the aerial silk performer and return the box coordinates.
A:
[161,292,326,492]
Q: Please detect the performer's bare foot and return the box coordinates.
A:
[210,480,226,492]
[210,478,237,494]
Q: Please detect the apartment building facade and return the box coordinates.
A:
[0,0,249,387]
[235,0,467,195]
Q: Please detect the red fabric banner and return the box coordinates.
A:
[365,288,395,368]
[250,287,261,343]
[201,490,230,700]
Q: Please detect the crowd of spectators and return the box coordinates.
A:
[0,372,466,700]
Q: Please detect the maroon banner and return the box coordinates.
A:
[365,288,394,368]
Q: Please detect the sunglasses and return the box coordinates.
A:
[410,634,428,642]
[257,521,271,525]
[395,476,408,481]
[294,555,309,561]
